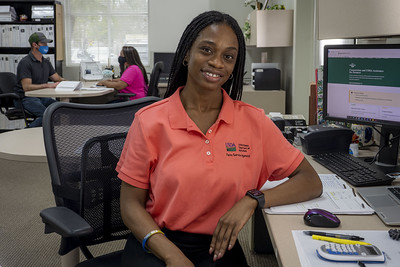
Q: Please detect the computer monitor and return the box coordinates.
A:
[153,52,175,82]
[323,44,400,167]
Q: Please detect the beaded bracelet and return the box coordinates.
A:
[142,230,165,253]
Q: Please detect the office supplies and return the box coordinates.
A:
[357,186,400,226]
[55,81,82,91]
[317,243,385,263]
[264,174,374,215]
[388,229,400,240]
[31,5,54,22]
[304,209,341,228]
[312,235,371,245]
[303,231,364,241]
[299,125,354,155]
[266,113,307,131]
[312,152,394,187]
[80,61,103,81]
[292,230,399,267]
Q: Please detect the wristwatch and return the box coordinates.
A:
[246,189,265,210]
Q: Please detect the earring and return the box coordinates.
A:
[183,60,188,67]
[229,73,233,79]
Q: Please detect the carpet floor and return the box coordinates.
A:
[0,158,278,267]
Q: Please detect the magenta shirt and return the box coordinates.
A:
[119,65,148,100]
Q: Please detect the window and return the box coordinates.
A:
[64,0,148,67]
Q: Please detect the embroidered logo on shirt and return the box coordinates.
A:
[226,143,251,158]
[225,142,236,151]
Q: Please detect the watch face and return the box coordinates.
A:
[248,189,263,197]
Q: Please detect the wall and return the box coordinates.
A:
[318,0,400,40]
[291,0,315,119]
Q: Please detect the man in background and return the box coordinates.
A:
[14,32,63,127]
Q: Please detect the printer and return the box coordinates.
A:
[251,63,281,90]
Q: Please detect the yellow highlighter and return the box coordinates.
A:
[312,235,372,245]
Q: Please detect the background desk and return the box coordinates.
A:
[0,127,46,162]
[25,87,114,102]
[263,153,398,267]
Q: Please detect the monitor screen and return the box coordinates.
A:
[323,44,400,166]
[153,52,175,81]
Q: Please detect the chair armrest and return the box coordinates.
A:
[116,93,136,97]
[0,93,21,100]
[40,207,93,237]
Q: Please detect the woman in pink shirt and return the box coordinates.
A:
[98,46,148,101]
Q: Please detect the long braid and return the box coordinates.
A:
[164,11,246,100]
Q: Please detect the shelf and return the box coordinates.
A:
[0,21,54,24]
[246,10,294,48]
[0,0,64,76]
[0,47,55,53]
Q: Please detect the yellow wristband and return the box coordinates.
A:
[142,230,164,253]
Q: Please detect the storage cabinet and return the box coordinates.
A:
[247,10,294,48]
[0,0,63,74]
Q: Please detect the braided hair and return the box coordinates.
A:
[122,46,149,85]
[164,11,246,100]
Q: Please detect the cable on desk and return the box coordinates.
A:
[357,261,366,267]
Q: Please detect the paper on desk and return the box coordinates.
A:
[263,174,374,214]
[55,81,82,91]
[79,87,112,91]
[292,230,399,267]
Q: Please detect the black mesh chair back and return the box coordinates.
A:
[79,132,128,246]
[147,61,164,97]
[41,96,161,263]
[0,72,34,127]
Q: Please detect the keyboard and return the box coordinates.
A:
[388,187,400,201]
[312,152,394,187]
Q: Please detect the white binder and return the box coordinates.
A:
[55,81,83,91]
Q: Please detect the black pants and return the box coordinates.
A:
[121,229,248,267]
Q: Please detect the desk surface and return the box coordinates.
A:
[264,151,398,267]
[0,127,46,162]
[25,82,114,102]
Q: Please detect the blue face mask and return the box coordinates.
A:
[38,45,49,55]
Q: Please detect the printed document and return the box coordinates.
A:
[263,174,374,214]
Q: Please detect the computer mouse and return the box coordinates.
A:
[303,208,341,228]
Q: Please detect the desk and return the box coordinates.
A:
[262,153,398,267]
[25,87,114,102]
[0,127,46,162]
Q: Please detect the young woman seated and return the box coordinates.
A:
[97,46,148,101]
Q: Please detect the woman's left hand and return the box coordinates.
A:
[209,196,257,262]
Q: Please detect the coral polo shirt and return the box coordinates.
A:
[117,87,303,235]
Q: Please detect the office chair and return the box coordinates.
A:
[39,97,161,267]
[147,61,164,97]
[0,72,35,128]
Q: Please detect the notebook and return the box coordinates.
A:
[357,186,400,226]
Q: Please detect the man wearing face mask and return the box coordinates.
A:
[14,32,64,127]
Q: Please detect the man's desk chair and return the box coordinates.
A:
[0,72,35,128]
[39,97,161,267]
